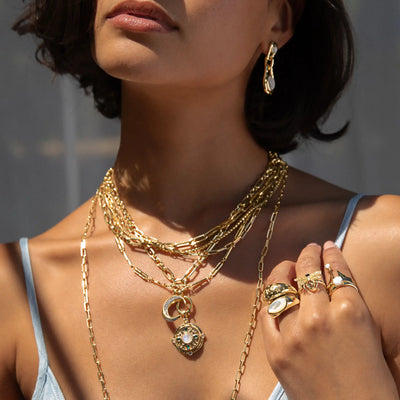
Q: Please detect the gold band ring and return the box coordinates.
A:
[263,282,298,303]
[267,294,300,318]
[294,271,326,294]
[325,264,358,298]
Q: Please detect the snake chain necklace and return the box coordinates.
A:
[80,152,288,399]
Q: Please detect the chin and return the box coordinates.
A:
[93,39,163,83]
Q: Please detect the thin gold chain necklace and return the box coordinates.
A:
[96,154,287,356]
[97,151,285,257]
[81,159,287,399]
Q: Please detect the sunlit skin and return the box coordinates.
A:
[1,1,400,399]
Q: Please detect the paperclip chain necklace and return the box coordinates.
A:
[81,157,288,399]
[97,151,285,257]
[96,154,287,356]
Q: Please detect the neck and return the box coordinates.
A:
[113,81,268,224]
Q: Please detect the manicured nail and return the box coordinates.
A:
[307,242,320,247]
[323,241,337,250]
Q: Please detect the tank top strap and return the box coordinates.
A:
[334,194,365,249]
[19,237,50,395]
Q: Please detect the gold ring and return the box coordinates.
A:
[263,282,298,303]
[267,294,300,318]
[294,271,326,294]
[325,264,358,298]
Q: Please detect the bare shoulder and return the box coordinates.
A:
[0,199,95,399]
[343,195,400,378]
[0,242,31,399]
[345,194,400,265]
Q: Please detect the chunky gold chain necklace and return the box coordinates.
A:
[81,155,287,399]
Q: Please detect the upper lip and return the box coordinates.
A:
[107,1,178,30]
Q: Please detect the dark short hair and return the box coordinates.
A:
[13,0,354,154]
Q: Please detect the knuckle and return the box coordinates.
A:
[323,250,348,270]
[286,333,304,353]
[268,349,291,370]
[297,255,318,271]
[333,298,368,325]
[265,260,293,285]
[301,311,330,334]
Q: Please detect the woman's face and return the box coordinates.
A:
[93,0,287,90]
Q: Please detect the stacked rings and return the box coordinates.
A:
[264,266,358,318]
[325,264,358,298]
[263,283,300,318]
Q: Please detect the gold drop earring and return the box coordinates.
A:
[263,42,278,95]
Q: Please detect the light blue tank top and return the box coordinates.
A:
[20,194,364,400]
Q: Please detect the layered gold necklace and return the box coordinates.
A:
[80,152,288,399]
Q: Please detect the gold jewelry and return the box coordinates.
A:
[81,156,288,399]
[263,42,278,95]
[98,152,287,356]
[98,151,286,258]
[295,271,326,294]
[325,264,358,298]
[263,282,298,302]
[267,294,300,318]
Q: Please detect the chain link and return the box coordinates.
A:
[81,156,288,399]
[81,196,110,400]
[97,152,286,257]
[230,177,286,399]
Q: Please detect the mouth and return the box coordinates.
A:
[106,1,178,32]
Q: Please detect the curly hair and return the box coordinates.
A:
[13,0,354,153]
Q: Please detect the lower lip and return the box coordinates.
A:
[108,14,175,33]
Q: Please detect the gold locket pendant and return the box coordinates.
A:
[162,295,205,356]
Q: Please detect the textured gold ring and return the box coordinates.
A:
[325,264,358,298]
[263,282,298,303]
[294,271,326,294]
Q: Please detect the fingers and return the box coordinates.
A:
[262,241,362,334]
[261,260,297,342]
[322,241,360,300]
[294,243,329,305]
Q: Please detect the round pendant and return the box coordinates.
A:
[172,322,205,356]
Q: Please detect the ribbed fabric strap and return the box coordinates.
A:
[20,237,49,397]
[334,194,364,249]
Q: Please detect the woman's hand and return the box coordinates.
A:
[261,241,399,400]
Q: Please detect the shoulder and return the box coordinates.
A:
[0,241,34,398]
[0,241,26,353]
[343,195,400,364]
[345,194,400,261]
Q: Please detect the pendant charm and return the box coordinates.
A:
[172,321,205,356]
[162,295,183,322]
[162,295,205,356]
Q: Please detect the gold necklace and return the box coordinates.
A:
[96,153,287,356]
[81,158,287,399]
[98,151,286,257]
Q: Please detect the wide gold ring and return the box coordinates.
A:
[325,264,358,298]
[263,282,298,303]
[267,294,300,318]
[294,271,326,294]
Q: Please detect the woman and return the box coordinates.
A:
[1,0,400,399]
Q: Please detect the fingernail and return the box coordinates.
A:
[323,241,337,250]
[307,242,320,247]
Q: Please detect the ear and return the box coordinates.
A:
[263,0,302,51]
